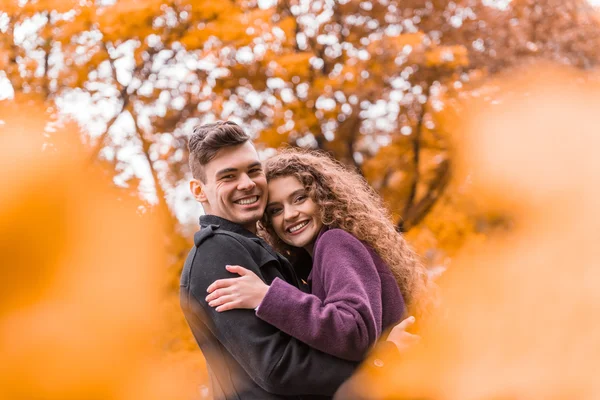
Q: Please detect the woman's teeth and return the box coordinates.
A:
[289,221,309,233]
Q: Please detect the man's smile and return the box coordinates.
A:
[233,195,260,206]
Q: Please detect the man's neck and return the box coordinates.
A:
[243,223,257,234]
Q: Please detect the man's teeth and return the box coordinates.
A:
[289,221,309,233]
[236,196,258,205]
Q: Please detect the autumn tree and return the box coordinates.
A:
[3,0,599,236]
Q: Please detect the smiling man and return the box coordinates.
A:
[179,121,357,400]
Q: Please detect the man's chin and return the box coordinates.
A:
[232,211,263,228]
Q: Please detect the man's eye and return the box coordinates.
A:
[249,168,262,175]
[221,175,234,180]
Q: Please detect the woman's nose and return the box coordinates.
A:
[284,206,299,220]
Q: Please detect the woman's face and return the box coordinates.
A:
[266,175,323,253]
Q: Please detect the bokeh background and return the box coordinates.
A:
[2,0,600,399]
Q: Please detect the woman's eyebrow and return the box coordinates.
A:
[289,188,304,198]
[267,189,305,208]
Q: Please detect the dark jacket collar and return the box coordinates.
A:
[199,215,258,240]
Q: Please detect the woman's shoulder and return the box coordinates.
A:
[318,227,358,243]
[313,228,380,277]
[316,228,368,252]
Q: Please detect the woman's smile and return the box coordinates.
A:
[287,220,310,234]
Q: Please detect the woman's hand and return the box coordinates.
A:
[205,265,269,312]
[386,316,421,353]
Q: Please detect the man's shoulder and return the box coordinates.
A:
[185,226,259,267]
[181,226,258,287]
[187,224,279,267]
[193,224,251,248]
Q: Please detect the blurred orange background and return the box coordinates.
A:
[2,0,600,398]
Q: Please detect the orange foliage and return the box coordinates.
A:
[346,64,600,399]
[0,99,205,399]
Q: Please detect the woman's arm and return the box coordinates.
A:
[206,229,385,361]
[256,229,384,361]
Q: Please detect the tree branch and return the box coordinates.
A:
[337,108,363,174]
[401,104,425,220]
[129,107,173,222]
[397,158,451,233]
[88,94,129,162]
[89,39,164,162]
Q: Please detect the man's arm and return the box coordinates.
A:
[185,234,357,396]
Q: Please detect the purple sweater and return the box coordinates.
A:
[256,228,405,361]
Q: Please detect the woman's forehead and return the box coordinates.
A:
[267,176,303,199]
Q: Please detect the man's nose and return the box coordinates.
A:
[237,173,256,191]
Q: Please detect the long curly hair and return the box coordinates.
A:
[258,147,431,317]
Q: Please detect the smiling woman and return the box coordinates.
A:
[206,148,432,361]
[265,176,324,255]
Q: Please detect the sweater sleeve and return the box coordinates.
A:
[256,229,383,361]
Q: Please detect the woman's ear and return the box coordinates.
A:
[190,179,207,203]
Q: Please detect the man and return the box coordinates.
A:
[179,121,357,399]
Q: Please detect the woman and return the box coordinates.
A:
[206,148,429,361]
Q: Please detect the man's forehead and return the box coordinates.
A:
[205,142,260,173]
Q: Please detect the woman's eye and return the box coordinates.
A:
[269,208,282,216]
[294,195,307,203]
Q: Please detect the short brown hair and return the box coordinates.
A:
[188,121,251,181]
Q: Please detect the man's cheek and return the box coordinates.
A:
[215,182,231,198]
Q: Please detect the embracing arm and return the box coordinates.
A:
[182,235,357,396]
[256,229,383,361]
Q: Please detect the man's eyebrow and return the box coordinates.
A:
[248,161,262,169]
[215,167,237,176]
[216,162,261,177]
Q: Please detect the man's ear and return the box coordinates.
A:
[190,179,207,203]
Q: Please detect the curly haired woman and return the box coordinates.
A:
[205,148,429,361]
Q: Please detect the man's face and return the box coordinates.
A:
[192,142,267,232]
